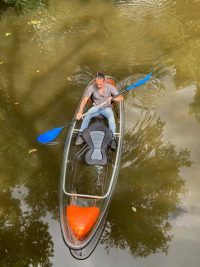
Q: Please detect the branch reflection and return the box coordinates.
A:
[101,111,192,257]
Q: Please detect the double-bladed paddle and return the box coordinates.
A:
[37,72,152,144]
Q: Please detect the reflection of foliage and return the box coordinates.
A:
[1,0,47,11]
[0,87,59,217]
[0,21,63,263]
[173,40,200,86]
[190,84,200,123]
[122,75,166,110]
[0,190,53,266]
[0,0,197,261]
[171,1,200,86]
[25,166,59,218]
[101,114,192,257]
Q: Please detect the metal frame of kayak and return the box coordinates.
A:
[62,129,122,200]
[59,76,124,255]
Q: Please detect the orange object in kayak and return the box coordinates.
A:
[66,205,100,240]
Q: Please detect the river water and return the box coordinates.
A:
[0,0,200,266]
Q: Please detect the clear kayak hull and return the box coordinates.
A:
[59,77,124,259]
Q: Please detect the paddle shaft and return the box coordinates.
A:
[82,88,127,118]
[81,72,153,117]
[61,88,127,129]
[37,73,152,144]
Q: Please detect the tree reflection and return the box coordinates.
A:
[0,21,64,264]
[0,190,53,266]
[101,112,192,257]
[190,83,200,123]
[0,0,197,262]
[0,0,47,11]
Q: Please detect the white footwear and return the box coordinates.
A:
[75,135,84,146]
[110,138,117,150]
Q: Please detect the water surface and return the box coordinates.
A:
[0,0,200,266]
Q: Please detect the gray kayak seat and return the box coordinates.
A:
[82,121,113,166]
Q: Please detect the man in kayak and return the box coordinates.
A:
[75,72,123,150]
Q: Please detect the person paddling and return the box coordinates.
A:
[75,72,123,149]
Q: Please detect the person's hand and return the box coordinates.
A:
[76,111,83,120]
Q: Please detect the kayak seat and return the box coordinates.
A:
[82,121,113,166]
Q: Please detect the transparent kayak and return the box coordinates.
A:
[59,77,124,259]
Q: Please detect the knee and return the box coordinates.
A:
[83,114,91,122]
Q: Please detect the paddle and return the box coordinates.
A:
[37,72,152,144]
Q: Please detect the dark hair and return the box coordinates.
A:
[96,72,105,80]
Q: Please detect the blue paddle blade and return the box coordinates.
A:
[37,127,64,144]
[126,72,152,91]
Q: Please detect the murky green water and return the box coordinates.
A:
[1,0,200,266]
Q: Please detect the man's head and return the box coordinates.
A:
[95,72,105,88]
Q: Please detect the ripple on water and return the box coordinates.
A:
[114,0,173,20]
[114,0,186,69]
[121,73,166,168]
[121,73,165,109]
[122,109,158,169]
[72,66,95,86]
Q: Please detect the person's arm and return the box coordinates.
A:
[76,85,93,120]
[108,84,124,103]
[76,96,90,120]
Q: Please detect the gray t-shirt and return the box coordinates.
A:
[84,83,119,108]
